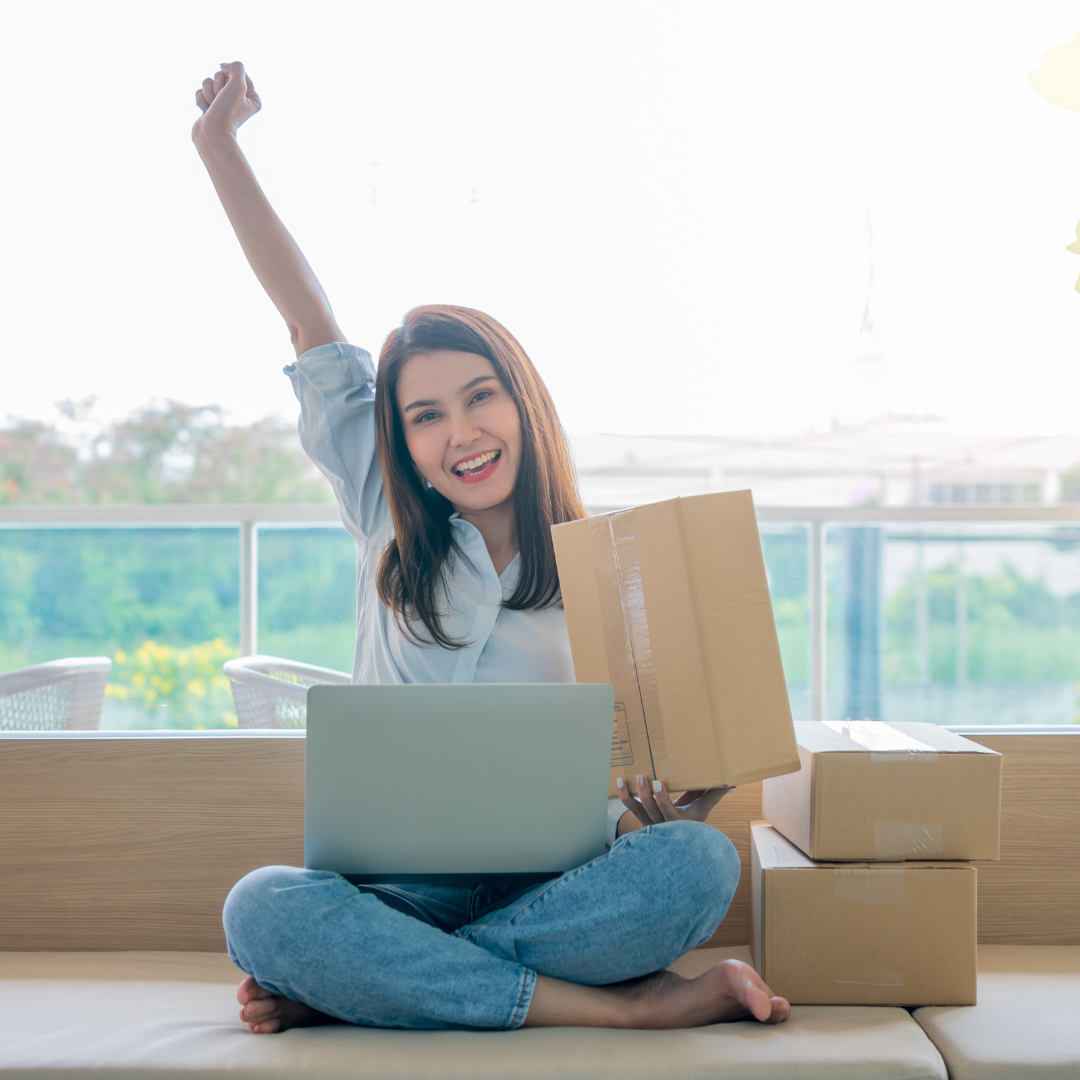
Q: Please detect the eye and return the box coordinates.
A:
[470,390,493,405]
[414,410,439,424]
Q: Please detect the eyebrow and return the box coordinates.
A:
[402,375,498,413]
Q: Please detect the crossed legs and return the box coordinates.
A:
[224,821,790,1031]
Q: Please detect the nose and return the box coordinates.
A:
[446,410,482,448]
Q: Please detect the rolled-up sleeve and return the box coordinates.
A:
[285,342,388,543]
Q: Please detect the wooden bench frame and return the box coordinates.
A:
[1,730,1077,951]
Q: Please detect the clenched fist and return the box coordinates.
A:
[192,62,261,144]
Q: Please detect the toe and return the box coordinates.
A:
[764,996,791,1025]
[237,976,275,1006]
[718,960,790,1024]
[742,981,774,1022]
[241,996,279,1024]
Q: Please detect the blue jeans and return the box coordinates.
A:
[223,819,739,1031]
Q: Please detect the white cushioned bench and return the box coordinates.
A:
[914,945,1080,1080]
[0,947,950,1080]
[4,731,1077,1076]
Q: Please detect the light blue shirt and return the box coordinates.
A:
[285,343,625,842]
[285,341,577,686]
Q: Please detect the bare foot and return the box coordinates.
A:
[236,976,339,1034]
[524,959,791,1028]
[619,960,791,1028]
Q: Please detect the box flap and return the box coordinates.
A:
[792,721,873,754]
[874,722,1001,755]
[795,720,1001,757]
[821,720,939,753]
[752,819,973,871]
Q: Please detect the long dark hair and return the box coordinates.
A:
[375,305,586,648]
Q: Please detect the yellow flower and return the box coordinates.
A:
[105,636,240,729]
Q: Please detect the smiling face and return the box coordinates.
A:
[396,350,522,515]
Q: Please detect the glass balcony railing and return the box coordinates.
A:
[0,505,347,729]
[761,524,810,723]
[0,522,241,729]
[2,504,1079,729]
[823,520,1080,726]
[257,524,356,674]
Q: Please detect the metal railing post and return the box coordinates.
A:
[240,520,258,657]
[809,517,826,722]
[957,537,967,685]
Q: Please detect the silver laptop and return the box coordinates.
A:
[305,683,614,883]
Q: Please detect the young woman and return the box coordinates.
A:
[194,62,790,1033]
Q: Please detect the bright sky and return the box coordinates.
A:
[4,1,1080,439]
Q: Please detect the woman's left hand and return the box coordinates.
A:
[615,774,735,834]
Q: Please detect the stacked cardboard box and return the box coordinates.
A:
[756,720,1003,1005]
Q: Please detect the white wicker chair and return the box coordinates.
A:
[223,655,353,729]
[0,657,112,731]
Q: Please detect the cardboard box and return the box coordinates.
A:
[551,491,799,796]
[762,721,1001,861]
[750,820,977,1006]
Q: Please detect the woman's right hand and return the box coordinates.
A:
[192,62,261,144]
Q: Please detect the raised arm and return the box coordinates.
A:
[192,63,344,357]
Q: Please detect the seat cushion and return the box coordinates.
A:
[914,945,1080,1080]
[0,946,946,1080]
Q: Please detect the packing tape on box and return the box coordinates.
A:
[833,868,905,905]
[824,720,939,763]
[874,820,944,859]
[868,756,937,764]
[612,537,654,685]
[833,969,905,988]
[609,518,669,777]
[870,750,938,763]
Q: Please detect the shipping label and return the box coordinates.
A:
[610,701,634,767]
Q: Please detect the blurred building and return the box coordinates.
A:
[571,416,1080,510]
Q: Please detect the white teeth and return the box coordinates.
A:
[456,451,497,474]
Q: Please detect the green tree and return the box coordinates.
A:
[885,559,1080,683]
[1,400,334,505]
[0,420,81,503]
